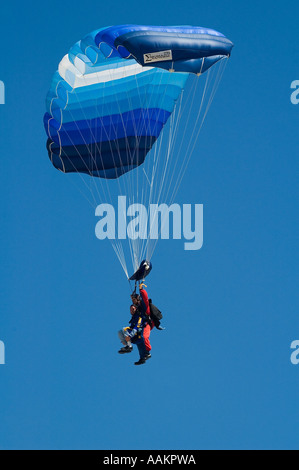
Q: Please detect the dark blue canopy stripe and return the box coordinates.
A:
[44,108,170,146]
[47,136,156,179]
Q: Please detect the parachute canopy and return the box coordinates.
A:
[44,24,233,179]
[44,24,233,279]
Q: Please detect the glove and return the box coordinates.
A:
[139,282,147,290]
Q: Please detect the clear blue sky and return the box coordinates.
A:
[0,0,298,450]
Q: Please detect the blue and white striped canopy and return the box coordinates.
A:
[44,25,233,179]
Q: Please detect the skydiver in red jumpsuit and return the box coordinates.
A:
[131,283,153,359]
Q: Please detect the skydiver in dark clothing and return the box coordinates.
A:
[118,302,149,365]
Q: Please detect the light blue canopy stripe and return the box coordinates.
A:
[46,69,187,110]
[48,82,185,123]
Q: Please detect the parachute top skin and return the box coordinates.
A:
[95,24,233,74]
[44,25,233,179]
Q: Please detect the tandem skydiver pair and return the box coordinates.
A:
[118,261,163,366]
